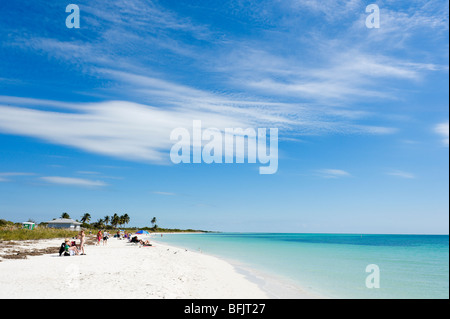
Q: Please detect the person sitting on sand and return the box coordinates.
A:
[59,242,69,256]
[65,239,80,255]
[139,240,152,246]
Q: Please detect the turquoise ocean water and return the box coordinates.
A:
[152,233,449,299]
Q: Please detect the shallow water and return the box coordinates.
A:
[154,233,449,299]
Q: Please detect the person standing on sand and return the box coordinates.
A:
[103,230,109,245]
[79,230,86,255]
[96,230,102,246]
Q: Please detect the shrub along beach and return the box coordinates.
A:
[0,225,79,241]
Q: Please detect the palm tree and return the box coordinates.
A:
[111,213,119,228]
[61,212,70,219]
[122,214,130,227]
[118,214,129,228]
[103,215,110,227]
[81,213,91,224]
[96,218,104,228]
[151,217,157,228]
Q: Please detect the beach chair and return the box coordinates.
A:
[130,236,140,244]
[58,243,70,256]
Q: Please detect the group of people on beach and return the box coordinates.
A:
[95,230,137,245]
[96,229,152,245]
[95,230,137,244]
[129,235,152,246]
[60,229,154,256]
[96,230,110,246]
[61,230,86,256]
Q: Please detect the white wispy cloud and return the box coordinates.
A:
[386,170,416,179]
[359,1,449,46]
[0,78,398,165]
[0,50,402,165]
[316,169,351,179]
[82,0,213,39]
[9,0,214,65]
[152,191,176,196]
[76,171,101,175]
[290,0,362,22]
[0,172,36,182]
[0,0,446,166]
[0,172,35,176]
[435,122,449,146]
[40,176,107,187]
[230,45,442,104]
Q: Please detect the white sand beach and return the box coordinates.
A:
[0,235,314,299]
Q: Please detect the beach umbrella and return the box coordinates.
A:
[135,230,150,235]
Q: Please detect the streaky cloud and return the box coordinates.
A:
[40,176,108,187]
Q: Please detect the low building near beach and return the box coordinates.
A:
[46,218,81,230]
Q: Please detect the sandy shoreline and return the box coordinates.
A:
[0,235,317,299]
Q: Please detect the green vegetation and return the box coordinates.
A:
[151,216,157,229]
[60,212,70,219]
[0,215,211,241]
[90,213,131,229]
[0,222,78,241]
[135,226,209,233]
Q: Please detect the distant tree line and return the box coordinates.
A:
[60,212,131,229]
[3,214,210,233]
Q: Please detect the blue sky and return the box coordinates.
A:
[0,0,448,233]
